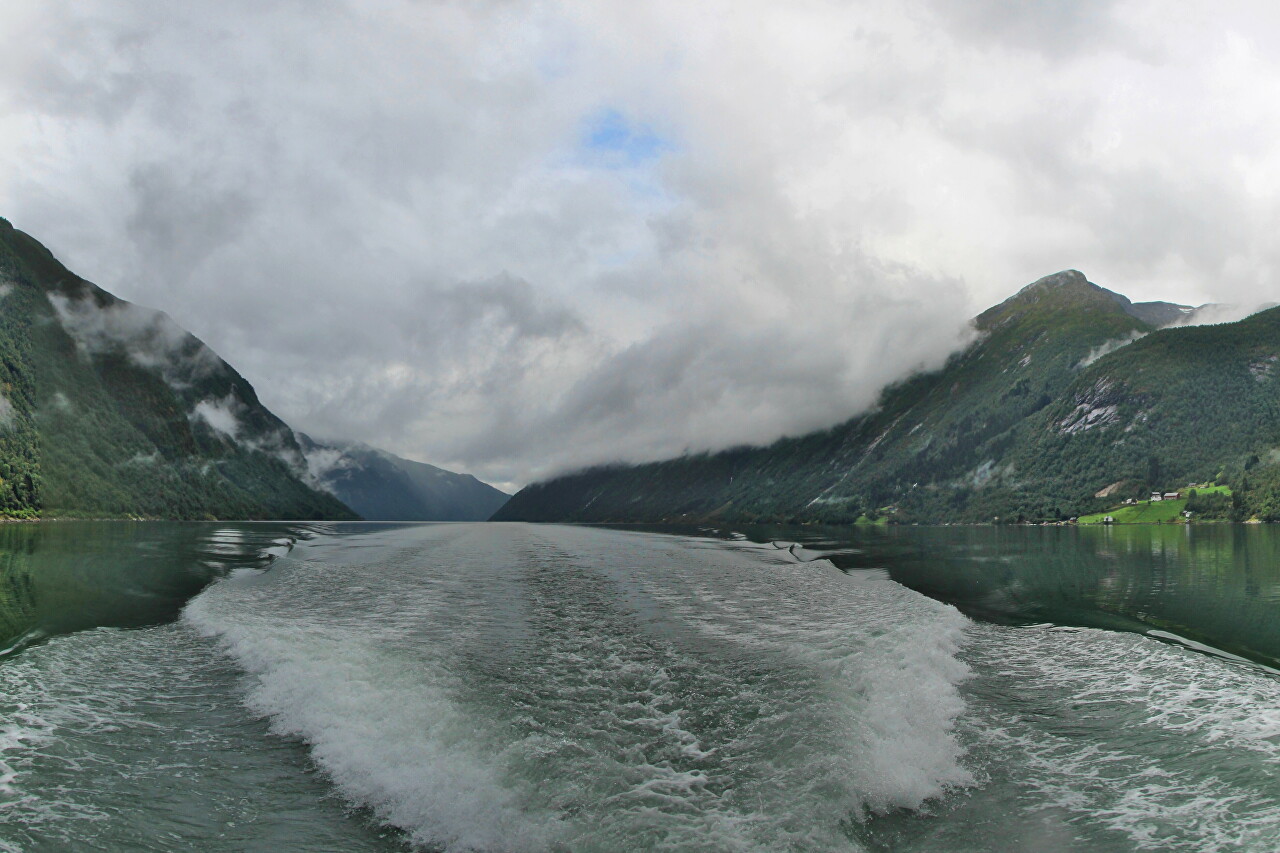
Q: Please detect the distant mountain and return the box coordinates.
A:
[1114,294,1256,328]
[297,435,508,521]
[495,270,1280,524]
[1118,297,1197,327]
[0,217,355,520]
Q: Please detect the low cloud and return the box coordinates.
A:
[1172,302,1276,328]
[190,395,241,440]
[298,440,350,485]
[48,291,223,387]
[1078,330,1147,368]
[4,1,1280,489]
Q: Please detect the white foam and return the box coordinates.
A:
[183,524,979,851]
[631,549,974,819]
[0,617,416,852]
[261,538,296,560]
[0,629,139,833]
[963,622,1280,851]
[185,566,560,851]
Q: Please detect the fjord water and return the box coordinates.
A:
[4,523,1280,851]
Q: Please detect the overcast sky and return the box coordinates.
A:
[3,0,1280,490]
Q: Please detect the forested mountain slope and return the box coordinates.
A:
[0,217,356,519]
[1006,306,1280,520]
[495,270,1280,524]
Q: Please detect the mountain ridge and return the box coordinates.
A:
[298,434,509,521]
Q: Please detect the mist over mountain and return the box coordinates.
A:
[495,270,1280,524]
[5,203,1275,527]
[0,217,354,519]
[0,217,501,521]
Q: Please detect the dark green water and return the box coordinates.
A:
[4,521,1280,851]
[0,521,302,656]
[718,523,1280,668]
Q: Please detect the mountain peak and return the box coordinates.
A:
[978,270,1206,333]
[298,432,509,521]
[1010,269,1116,306]
[976,269,1136,330]
[1020,269,1090,292]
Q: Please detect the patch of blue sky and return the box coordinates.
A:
[579,107,677,168]
[548,107,682,253]
[566,107,680,213]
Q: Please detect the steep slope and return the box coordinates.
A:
[0,217,356,520]
[298,435,509,521]
[496,269,1280,524]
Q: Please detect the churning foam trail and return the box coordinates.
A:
[963,623,1280,852]
[184,523,975,852]
[0,621,401,853]
[624,535,975,819]
[186,592,557,851]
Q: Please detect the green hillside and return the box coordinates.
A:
[496,271,1280,525]
[0,217,356,520]
[1003,310,1280,521]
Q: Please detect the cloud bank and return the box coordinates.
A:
[3,0,1280,488]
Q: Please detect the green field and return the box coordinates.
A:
[1078,485,1232,524]
[1079,500,1187,524]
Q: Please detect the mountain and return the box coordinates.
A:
[297,435,509,521]
[0,217,355,520]
[1111,292,1198,327]
[1124,300,1195,326]
[495,270,1280,524]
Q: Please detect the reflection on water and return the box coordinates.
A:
[0,521,331,656]
[9,520,1280,669]
[711,523,1280,668]
[0,538,36,652]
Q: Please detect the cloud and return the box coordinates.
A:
[190,395,241,440]
[923,0,1131,58]
[47,291,223,387]
[1173,302,1276,328]
[1078,330,1147,368]
[299,441,350,484]
[3,1,1280,489]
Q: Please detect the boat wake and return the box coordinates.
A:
[185,523,974,851]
